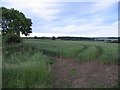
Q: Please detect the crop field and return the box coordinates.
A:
[24,39,118,64]
[2,39,119,88]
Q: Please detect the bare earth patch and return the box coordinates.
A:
[51,58,118,88]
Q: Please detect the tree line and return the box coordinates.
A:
[22,36,119,43]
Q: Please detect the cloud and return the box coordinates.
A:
[91,2,116,13]
[2,0,118,37]
[2,0,62,21]
[26,21,117,37]
[31,19,118,37]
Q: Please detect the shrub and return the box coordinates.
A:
[3,33,22,44]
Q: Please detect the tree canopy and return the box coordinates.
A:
[1,7,32,36]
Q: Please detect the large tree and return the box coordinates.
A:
[1,7,32,36]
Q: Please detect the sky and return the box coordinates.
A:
[1,0,119,37]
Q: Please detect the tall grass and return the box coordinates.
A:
[2,44,53,88]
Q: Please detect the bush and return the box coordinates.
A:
[3,33,22,44]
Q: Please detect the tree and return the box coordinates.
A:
[34,36,37,39]
[118,37,120,43]
[52,36,56,40]
[1,7,32,36]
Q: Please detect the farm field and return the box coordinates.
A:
[2,39,119,88]
[24,39,119,64]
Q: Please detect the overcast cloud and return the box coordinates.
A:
[1,0,118,37]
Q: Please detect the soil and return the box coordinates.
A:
[51,58,118,88]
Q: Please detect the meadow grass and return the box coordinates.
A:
[2,43,53,88]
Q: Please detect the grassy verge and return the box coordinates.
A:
[2,43,53,88]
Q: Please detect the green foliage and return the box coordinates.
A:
[1,6,32,36]
[2,44,53,88]
[3,33,22,44]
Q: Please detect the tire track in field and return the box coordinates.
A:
[39,45,89,59]
[74,45,89,58]
[95,46,103,60]
[69,44,88,58]
[75,45,103,61]
[40,45,103,61]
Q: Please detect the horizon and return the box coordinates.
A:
[1,0,119,37]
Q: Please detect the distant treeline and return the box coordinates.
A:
[22,36,95,41]
[118,37,120,43]
[57,36,94,41]
[22,36,119,43]
[22,36,51,39]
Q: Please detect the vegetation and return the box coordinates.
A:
[1,7,32,36]
[2,38,119,88]
[2,43,53,88]
[1,6,118,88]
[52,36,56,40]
[3,33,22,44]
[24,39,118,64]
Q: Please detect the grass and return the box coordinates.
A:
[2,39,119,88]
[2,43,53,88]
[76,46,99,62]
[24,39,119,64]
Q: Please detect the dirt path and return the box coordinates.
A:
[51,58,118,88]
